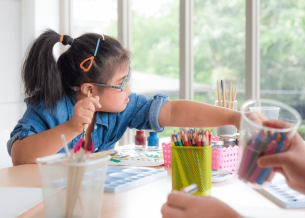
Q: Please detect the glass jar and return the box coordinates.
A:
[219,135,236,147]
[147,131,159,149]
[135,130,146,148]
[210,140,224,149]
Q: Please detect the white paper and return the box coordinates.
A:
[0,187,43,218]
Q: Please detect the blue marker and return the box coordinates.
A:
[256,134,287,184]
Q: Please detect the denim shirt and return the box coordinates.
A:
[7,93,169,156]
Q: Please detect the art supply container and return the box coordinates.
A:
[212,145,239,171]
[36,153,109,218]
[135,130,147,148]
[215,100,238,110]
[215,100,238,136]
[171,146,211,196]
[147,131,159,149]
[237,99,301,188]
[249,107,280,120]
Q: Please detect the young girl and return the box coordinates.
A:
[8,30,253,166]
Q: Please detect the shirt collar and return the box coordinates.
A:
[95,112,109,129]
[67,95,76,120]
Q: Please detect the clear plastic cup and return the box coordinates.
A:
[249,107,280,120]
[215,100,238,136]
[36,153,109,218]
[237,99,301,188]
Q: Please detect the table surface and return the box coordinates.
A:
[1,164,305,218]
[0,164,305,218]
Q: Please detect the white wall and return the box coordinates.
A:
[35,0,60,59]
[0,0,23,132]
[0,0,61,134]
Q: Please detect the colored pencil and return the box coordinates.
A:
[217,80,221,106]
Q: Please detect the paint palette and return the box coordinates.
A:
[211,170,234,183]
[108,148,164,167]
[51,166,167,193]
[102,166,167,192]
[259,179,305,208]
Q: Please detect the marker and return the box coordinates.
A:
[248,140,277,183]
[256,134,287,184]
[183,184,198,195]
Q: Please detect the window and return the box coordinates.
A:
[131,0,180,137]
[193,0,245,109]
[70,0,117,38]
[260,0,305,138]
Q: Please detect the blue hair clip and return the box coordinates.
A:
[71,38,74,45]
[94,38,101,57]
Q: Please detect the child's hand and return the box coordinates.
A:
[244,111,267,126]
[161,191,241,218]
[258,120,305,194]
[232,111,267,130]
[68,96,102,133]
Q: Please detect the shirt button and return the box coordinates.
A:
[95,148,98,151]
[95,125,97,129]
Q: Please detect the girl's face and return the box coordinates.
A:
[96,66,131,113]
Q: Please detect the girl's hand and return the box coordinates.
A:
[258,120,305,194]
[161,191,241,218]
[68,96,102,134]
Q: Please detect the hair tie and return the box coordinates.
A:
[80,37,104,72]
[60,35,64,43]
[71,38,74,45]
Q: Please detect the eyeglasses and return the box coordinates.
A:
[70,68,131,92]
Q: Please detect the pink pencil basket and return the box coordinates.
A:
[162,142,172,167]
[212,146,239,171]
[162,137,239,171]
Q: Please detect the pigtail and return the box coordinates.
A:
[22,29,66,109]
[22,29,130,110]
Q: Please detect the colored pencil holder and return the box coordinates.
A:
[162,142,172,167]
[171,146,211,196]
[36,153,109,218]
[237,99,301,188]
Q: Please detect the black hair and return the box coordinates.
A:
[22,29,131,109]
